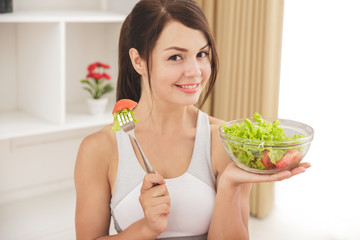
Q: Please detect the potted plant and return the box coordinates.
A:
[81,62,114,116]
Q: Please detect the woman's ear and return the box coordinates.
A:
[129,48,146,75]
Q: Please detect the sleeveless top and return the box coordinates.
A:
[110,110,216,240]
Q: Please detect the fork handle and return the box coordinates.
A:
[131,135,155,174]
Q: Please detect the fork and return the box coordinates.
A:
[118,112,155,174]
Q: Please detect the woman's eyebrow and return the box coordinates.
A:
[163,43,209,52]
[164,46,188,52]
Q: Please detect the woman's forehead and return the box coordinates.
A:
[154,21,208,52]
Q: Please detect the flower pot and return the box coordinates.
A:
[86,98,108,116]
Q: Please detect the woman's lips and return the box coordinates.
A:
[175,83,200,93]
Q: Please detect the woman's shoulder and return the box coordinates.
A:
[201,111,225,138]
[74,125,115,206]
[208,115,226,126]
[207,115,231,177]
[208,115,226,135]
[81,124,114,147]
[77,124,116,166]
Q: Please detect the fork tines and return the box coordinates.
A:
[118,112,134,128]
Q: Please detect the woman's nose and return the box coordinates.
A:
[184,59,201,78]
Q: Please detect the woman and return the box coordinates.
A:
[74,0,310,239]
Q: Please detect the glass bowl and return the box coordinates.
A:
[219,119,314,174]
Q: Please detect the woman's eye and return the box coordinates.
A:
[169,55,182,61]
[197,51,209,58]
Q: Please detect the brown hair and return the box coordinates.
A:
[116,0,218,108]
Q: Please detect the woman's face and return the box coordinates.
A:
[146,20,211,107]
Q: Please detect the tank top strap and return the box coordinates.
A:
[110,130,145,210]
[187,110,216,190]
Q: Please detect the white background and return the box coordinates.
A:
[275,0,360,238]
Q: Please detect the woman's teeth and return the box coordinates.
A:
[178,84,198,89]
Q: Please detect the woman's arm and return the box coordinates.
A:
[74,129,169,240]
[74,132,114,239]
[208,174,252,240]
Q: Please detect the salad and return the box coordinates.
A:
[112,99,138,132]
[221,112,305,170]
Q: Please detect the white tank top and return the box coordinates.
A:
[110,110,216,240]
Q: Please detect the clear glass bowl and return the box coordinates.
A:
[219,119,314,174]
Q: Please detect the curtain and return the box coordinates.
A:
[195,0,284,218]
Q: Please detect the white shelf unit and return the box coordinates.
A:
[0,11,125,140]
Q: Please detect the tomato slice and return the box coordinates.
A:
[112,99,137,114]
[276,149,302,169]
[261,150,275,170]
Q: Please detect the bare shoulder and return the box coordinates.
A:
[208,116,231,178]
[209,115,226,126]
[78,125,115,158]
[208,115,226,138]
[75,125,116,237]
[75,125,116,180]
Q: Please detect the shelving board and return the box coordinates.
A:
[0,109,112,140]
[0,11,123,140]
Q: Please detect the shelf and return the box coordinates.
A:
[0,107,112,140]
[65,102,113,129]
[0,13,120,140]
[0,110,59,140]
[0,10,126,23]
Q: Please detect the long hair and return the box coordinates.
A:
[116,0,218,108]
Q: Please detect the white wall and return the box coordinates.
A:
[13,0,139,14]
[277,0,360,238]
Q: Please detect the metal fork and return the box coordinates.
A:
[118,112,155,174]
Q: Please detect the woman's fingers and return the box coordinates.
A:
[265,163,310,181]
[141,173,166,192]
[150,184,169,198]
[139,172,170,212]
[141,195,171,214]
[298,162,311,169]
[151,203,171,217]
[140,192,171,208]
[225,161,311,184]
[139,173,170,236]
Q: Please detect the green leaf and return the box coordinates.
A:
[82,87,94,97]
[112,109,139,132]
[102,84,114,95]
[81,79,95,89]
[223,112,306,169]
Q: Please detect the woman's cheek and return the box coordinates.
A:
[202,63,211,81]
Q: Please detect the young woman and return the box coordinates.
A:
[74,0,310,239]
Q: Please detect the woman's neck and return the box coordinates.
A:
[133,97,198,136]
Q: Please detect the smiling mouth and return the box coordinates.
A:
[176,84,199,89]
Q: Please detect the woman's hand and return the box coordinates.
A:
[139,173,170,238]
[220,161,311,187]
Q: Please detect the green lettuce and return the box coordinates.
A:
[111,109,138,132]
[222,112,305,169]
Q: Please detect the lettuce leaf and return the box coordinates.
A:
[111,109,138,132]
[222,112,305,169]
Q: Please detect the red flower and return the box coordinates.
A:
[102,73,111,80]
[87,63,98,72]
[98,63,110,69]
[87,72,103,80]
[87,62,110,72]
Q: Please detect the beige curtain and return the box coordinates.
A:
[195,0,284,218]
